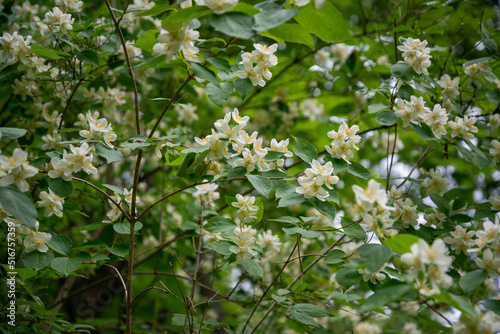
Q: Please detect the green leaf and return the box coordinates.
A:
[48,177,73,197]
[268,216,301,224]
[336,266,362,291]
[31,44,61,59]
[391,62,415,81]
[0,127,27,141]
[272,295,287,303]
[204,240,234,255]
[76,50,99,66]
[430,193,450,215]
[162,6,211,23]
[23,251,55,271]
[325,249,346,264]
[229,2,260,15]
[433,290,478,318]
[247,174,273,197]
[234,78,253,99]
[135,30,160,53]
[241,258,263,280]
[191,62,219,84]
[292,303,330,317]
[341,217,366,240]
[464,139,491,170]
[0,185,38,229]
[278,192,305,207]
[206,57,231,72]
[310,197,336,222]
[294,2,351,43]
[292,136,318,163]
[398,84,414,100]
[356,244,392,273]
[95,143,123,163]
[103,184,124,195]
[481,24,499,56]
[209,13,254,39]
[376,111,398,126]
[482,299,500,316]
[113,222,143,235]
[206,82,233,106]
[264,150,284,161]
[136,4,173,17]
[47,234,73,256]
[346,161,372,179]
[409,123,436,141]
[51,257,81,277]
[204,217,237,232]
[385,234,420,254]
[106,243,130,258]
[459,270,488,293]
[253,8,298,32]
[361,284,412,312]
[283,227,320,239]
[368,103,387,114]
[267,23,314,49]
[291,309,319,327]
[182,145,209,154]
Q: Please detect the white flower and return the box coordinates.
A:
[424,104,448,139]
[269,138,293,158]
[44,7,74,33]
[24,229,52,253]
[236,44,278,87]
[38,189,64,218]
[300,98,324,121]
[308,159,333,176]
[489,195,500,211]
[0,148,28,172]
[352,180,389,212]
[398,37,432,75]
[257,230,281,253]
[234,149,259,172]
[55,0,83,12]
[422,168,449,195]
[41,130,62,150]
[448,115,478,140]
[195,0,238,14]
[475,248,500,277]
[296,170,329,201]
[443,225,475,254]
[437,74,460,100]
[490,139,500,163]
[393,198,418,228]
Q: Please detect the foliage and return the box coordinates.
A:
[0,0,499,333]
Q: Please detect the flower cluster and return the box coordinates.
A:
[393,198,418,228]
[398,37,432,75]
[464,60,491,87]
[437,74,459,111]
[5,219,52,253]
[153,23,200,63]
[232,194,259,224]
[490,140,500,163]
[55,0,84,12]
[448,115,478,140]
[401,238,453,296]
[296,159,339,201]
[325,121,360,163]
[237,43,278,87]
[193,180,220,206]
[421,168,449,195]
[194,108,292,173]
[44,7,74,33]
[0,148,38,192]
[79,111,118,148]
[300,98,324,121]
[314,43,352,70]
[0,31,32,66]
[38,189,65,218]
[229,225,258,263]
[47,142,97,181]
[195,0,238,14]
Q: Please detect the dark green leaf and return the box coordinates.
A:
[23,251,54,271]
[0,185,38,229]
[51,257,81,277]
[325,249,345,264]
[368,103,387,114]
[76,50,99,66]
[291,309,319,327]
[294,2,351,43]
[95,143,123,163]
[361,284,412,312]
[206,57,231,71]
[209,13,254,39]
[204,217,237,232]
[459,270,487,293]
[346,161,372,179]
[391,62,415,81]
[162,6,211,23]
[292,303,330,317]
[48,177,73,197]
[47,234,73,256]
[206,82,233,106]
[292,136,318,163]
[336,266,362,291]
[310,197,336,222]
[31,45,61,59]
[253,8,298,32]
[283,227,320,238]
[341,217,366,240]
[247,174,273,197]
[398,84,414,100]
[234,78,253,99]
[241,258,263,280]
[136,4,173,17]
[267,23,314,49]
[0,127,27,141]
[376,111,398,126]
[278,192,305,207]
[191,62,219,84]
[113,222,143,235]
[357,244,392,273]
[482,299,500,316]
[430,193,450,215]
